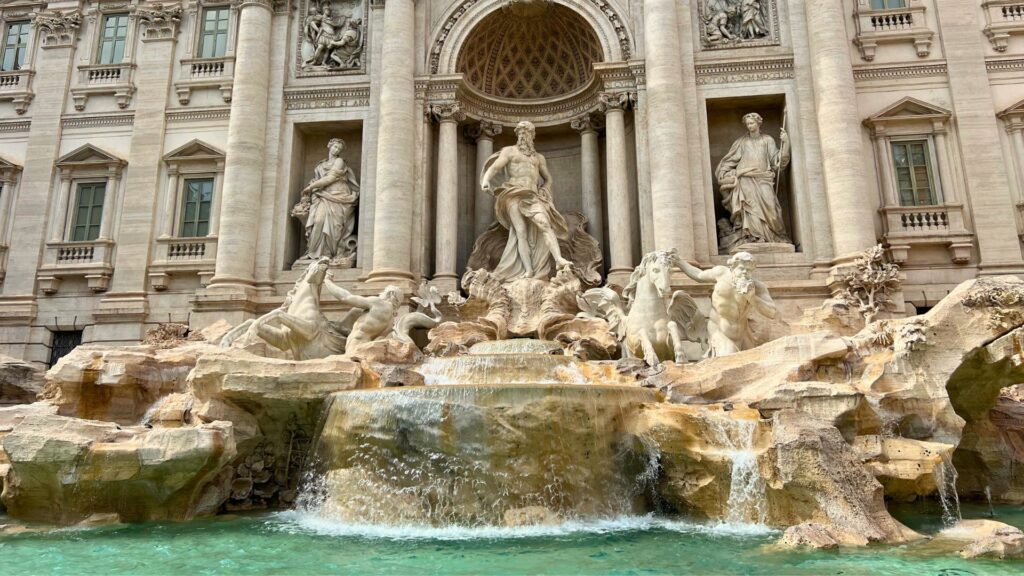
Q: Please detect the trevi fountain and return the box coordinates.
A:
[2,0,1024,574]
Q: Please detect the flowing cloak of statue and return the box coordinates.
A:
[483,151,570,281]
[305,159,359,261]
[715,133,789,244]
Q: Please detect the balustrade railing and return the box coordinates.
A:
[56,244,95,263]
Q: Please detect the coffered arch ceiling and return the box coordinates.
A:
[456,4,605,100]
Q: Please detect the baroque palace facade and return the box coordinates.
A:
[1,0,1024,365]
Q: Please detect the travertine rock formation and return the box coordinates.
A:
[0,354,44,406]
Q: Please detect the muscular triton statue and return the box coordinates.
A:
[322,276,402,354]
[480,120,572,281]
[672,251,777,357]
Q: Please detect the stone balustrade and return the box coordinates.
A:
[0,69,34,114]
[853,1,933,60]
[880,204,973,264]
[149,236,218,290]
[984,1,1024,51]
[36,239,115,294]
[71,63,136,110]
[175,57,235,105]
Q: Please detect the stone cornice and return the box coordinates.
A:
[852,62,948,81]
[695,57,793,85]
[0,120,31,133]
[986,58,1024,74]
[61,113,135,129]
[166,106,231,122]
[282,85,371,110]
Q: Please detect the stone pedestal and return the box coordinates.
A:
[731,242,796,255]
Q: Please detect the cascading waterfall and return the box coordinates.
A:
[296,344,662,527]
[935,452,962,527]
[704,411,767,525]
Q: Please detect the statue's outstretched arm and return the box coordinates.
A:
[752,280,778,319]
[672,255,717,283]
[324,278,372,309]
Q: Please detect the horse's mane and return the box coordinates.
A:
[622,250,674,305]
[280,259,326,310]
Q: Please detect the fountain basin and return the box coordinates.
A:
[300,384,661,527]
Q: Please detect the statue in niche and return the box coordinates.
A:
[715,112,790,253]
[292,137,359,268]
[301,0,363,71]
[673,251,777,357]
[478,120,573,281]
[700,0,770,47]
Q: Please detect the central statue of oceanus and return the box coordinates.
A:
[466,120,603,286]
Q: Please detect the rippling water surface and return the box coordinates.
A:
[1,505,1022,575]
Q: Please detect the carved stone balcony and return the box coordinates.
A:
[174,57,234,105]
[881,204,974,264]
[36,239,115,294]
[0,69,34,115]
[70,63,136,111]
[853,1,934,61]
[148,236,217,290]
[983,1,1024,52]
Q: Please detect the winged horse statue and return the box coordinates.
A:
[577,250,707,366]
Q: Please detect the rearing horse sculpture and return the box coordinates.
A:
[577,250,706,366]
[219,257,351,360]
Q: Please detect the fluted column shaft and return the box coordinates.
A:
[571,113,604,252]
[804,0,877,262]
[368,0,416,283]
[432,103,464,289]
[209,0,272,288]
[643,0,692,258]
[601,94,634,275]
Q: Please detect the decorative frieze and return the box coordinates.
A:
[853,62,948,81]
[0,120,31,133]
[695,57,793,85]
[135,2,183,41]
[166,107,231,122]
[297,0,367,77]
[61,113,135,129]
[32,9,82,48]
[283,86,371,110]
[698,0,779,50]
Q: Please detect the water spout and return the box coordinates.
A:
[935,452,962,527]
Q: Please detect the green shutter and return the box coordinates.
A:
[2,21,29,71]
[891,140,938,207]
[179,178,214,237]
[199,8,230,59]
[71,183,107,242]
[98,14,129,64]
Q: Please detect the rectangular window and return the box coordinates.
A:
[97,13,129,64]
[1,21,30,71]
[891,140,938,207]
[71,182,106,241]
[198,7,230,59]
[48,330,83,368]
[870,0,907,9]
[179,178,214,237]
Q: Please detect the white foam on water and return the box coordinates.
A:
[270,511,777,541]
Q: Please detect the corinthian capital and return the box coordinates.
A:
[32,9,82,48]
[136,3,183,41]
[464,120,503,141]
[598,91,636,112]
[430,101,466,123]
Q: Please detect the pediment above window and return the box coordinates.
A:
[163,139,226,164]
[865,97,951,136]
[56,144,127,171]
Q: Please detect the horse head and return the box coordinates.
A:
[624,249,676,302]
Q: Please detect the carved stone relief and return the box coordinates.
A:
[698,0,778,50]
[298,0,366,75]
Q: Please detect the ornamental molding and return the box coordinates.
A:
[429,0,634,75]
[135,2,183,41]
[464,120,503,140]
[986,58,1024,74]
[694,57,793,85]
[429,101,466,123]
[166,106,231,122]
[852,62,948,81]
[0,121,31,134]
[283,85,371,110]
[32,9,82,48]
[61,113,135,129]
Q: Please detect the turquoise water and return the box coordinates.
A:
[2,505,1022,575]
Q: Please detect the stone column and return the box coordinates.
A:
[466,121,502,238]
[871,131,898,207]
[804,0,878,262]
[643,0,692,258]
[161,168,180,238]
[600,92,635,277]
[931,127,958,203]
[208,0,273,290]
[48,174,73,243]
[97,167,120,241]
[938,0,1024,272]
[431,102,465,291]
[571,113,605,252]
[367,0,416,286]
